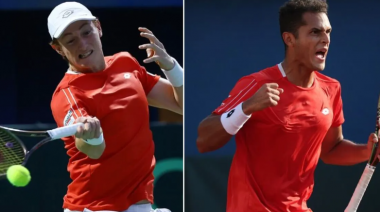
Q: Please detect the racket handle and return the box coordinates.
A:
[345,164,375,212]
[47,123,84,140]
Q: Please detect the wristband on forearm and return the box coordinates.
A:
[161,58,183,87]
[83,133,104,146]
[221,102,251,135]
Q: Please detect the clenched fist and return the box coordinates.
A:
[242,83,284,114]
[74,116,102,140]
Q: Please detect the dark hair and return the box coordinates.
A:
[279,0,328,48]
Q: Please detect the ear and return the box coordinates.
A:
[282,32,296,48]
[50,43,65,57]
[94,20,103,37]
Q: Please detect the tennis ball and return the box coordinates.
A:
[6,165,31,187]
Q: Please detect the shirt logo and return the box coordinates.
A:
[124,73,131,79]
[63,109,75,126]
[322,108,329,115]
[227,109,235,118]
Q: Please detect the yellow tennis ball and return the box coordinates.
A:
[6,165,31,187]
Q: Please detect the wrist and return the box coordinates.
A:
[161,58,183,87]
[161,57,175,71]
[221,102,252,135]
[242,100,257,115]
[82,133,104,146]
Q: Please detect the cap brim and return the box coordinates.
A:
[53,15,97,39]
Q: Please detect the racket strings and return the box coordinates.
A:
[0,130,25,175]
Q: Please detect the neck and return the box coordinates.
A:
[69,62,106,73]
[281,56,315,88]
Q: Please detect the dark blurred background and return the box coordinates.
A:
[0,1,183,211]
[185,0,380,211]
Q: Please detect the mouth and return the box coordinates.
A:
[315,48,327,61]
[79,50,93,59]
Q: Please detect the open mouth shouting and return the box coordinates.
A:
[315,48,327,61]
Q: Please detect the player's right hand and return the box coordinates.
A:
[242,83,284,114]
[74,117,102,140]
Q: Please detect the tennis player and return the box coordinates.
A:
[196,0,379,211]
[48,2,182,212]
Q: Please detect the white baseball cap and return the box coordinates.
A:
[48,2,96,39]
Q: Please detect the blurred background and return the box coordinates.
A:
[185,0,380,211]
[0,0,183,211]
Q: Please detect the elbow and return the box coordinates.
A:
[320,154,332,165]
[196,124,207,153]
[196,138,208,153]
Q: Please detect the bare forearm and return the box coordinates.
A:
[197,115,232,153]
[75,138,106,159]
[321,139,369,166]
[173,85,183,114]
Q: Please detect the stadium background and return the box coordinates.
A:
[185,0,380,211]
[0,0,183,211]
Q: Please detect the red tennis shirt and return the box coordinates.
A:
[50,52,160,211]
[213,63,345,212]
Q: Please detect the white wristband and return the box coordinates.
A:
[221,103,251,135]
[84,133,104,145]
[161,58,183,87]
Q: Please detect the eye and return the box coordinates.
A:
[84,29,92,36]
[67,39,75,44]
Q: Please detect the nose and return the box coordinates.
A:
[78,37,88,50]
[321,32,330,45]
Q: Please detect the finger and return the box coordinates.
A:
[75,126,84,138]
[368,133,378,143]
[277,88,284,94]
[87,120,96,139]
[139,43,162,53]
[269,93,280,102]
[74,117,85,124]
[374,133,379,143]
[268,88,280,96]
[140,33,164,48]
[269,98,279,106]
[82,122,92,140]
[138,27,153,34]
[143,55,161,64]
[93,119,101,138]
[266,83,279,89]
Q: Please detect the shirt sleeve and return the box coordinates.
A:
[51,87,90,141]
[213,75,262,115]
[331,83,345,127]
[136,65,160,95]
[128,54,160,95]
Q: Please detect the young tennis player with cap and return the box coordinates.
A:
[196,0,379,211]
[48,2,183,212]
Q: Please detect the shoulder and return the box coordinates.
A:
[315,72,342,91]
[105,51,140,67]
[233,64,284,88]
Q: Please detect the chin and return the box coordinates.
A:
[312,63,326,71]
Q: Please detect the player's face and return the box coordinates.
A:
[294,12,331,71]
[55,20,105,72]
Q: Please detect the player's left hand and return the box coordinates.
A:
[366,119,380,160]
[138,27,175,71]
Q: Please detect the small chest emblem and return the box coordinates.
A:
[124,73,131,79]
[322,108,330,115]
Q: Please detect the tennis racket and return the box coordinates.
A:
[0,123,85,177]
[345,94,380,212]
